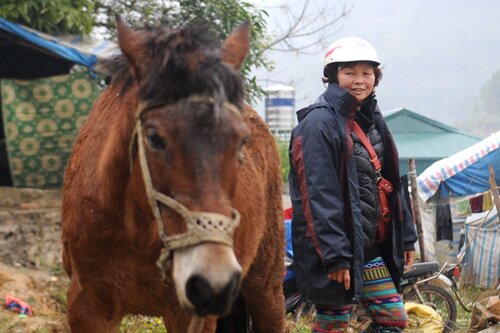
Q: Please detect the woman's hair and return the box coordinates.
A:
[322,61,383,86]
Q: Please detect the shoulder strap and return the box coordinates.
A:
[351,121,381,172]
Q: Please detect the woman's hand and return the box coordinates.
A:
[328,268,350,290]
[404,250,415,271]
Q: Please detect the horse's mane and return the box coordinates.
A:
[104,23,245,108]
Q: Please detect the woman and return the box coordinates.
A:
[288,37,418,333]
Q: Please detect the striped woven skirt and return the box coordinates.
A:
[313,257,408,333]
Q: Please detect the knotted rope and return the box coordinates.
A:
[132,95,242,273]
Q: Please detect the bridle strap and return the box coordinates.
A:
[130,95,241,169]
[137,122,164,224]
[136,95,243,121]
[133,95,242,274]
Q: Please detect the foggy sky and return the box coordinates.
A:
[250,0,500,130]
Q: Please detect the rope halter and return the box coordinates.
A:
[133,95,243,276]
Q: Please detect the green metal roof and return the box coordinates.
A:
[383,108,482,159]
[399,159,436,176]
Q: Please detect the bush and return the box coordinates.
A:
[276,139,290,184]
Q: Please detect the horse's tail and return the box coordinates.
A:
[216,294,251,333]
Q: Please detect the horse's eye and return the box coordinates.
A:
[237,150,245,164]
[146,133,166,150]
[241,136,250,147]
[237,136,250,164]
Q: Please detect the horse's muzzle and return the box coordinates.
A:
[186,271,241,316]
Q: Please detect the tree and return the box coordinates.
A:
[261,0,352,54]
[274,139,290,184]
[460,69,500,136]
[0,0,350,101]
[0,0,94,35]
[93,0,272,102]
[1,0,272,100]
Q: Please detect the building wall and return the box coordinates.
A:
[265,85,295,141]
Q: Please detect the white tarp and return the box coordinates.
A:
[459,207,500,289]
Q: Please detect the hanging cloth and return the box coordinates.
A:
[436,202,453,241]
[470,194,484,213]
[482,191,494,211]
[456,198,472,216]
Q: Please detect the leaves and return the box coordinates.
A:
[1,0,274,100]
[0,0,94,35]
[94,0,273,102]
[276,139,290,183]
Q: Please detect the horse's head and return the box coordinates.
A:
[116,18,251,316]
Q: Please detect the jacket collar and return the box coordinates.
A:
[295,85,349,122]
[296,84,379,122]
[318,84,359,118]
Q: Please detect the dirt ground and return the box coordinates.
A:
[0,186,69,332]
[0,187,494,333]
[0,263,69,333]
[0,188,294,332]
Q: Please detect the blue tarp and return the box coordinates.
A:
[0,17,116,70]
[417,131,500,201]
[441,149,500,198]
[417,132,500,288]
[284,218,293,258]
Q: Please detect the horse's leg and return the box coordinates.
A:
[242,182,286,333]
[67,278,122,333]
[242,217,285,333]
[242,274,285,333]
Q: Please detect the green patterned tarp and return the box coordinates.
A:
[1,71,101,188]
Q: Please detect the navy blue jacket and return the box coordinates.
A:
[288,84,418,305]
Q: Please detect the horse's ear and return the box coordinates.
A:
[221,21,250,70]
[116,15,150,82]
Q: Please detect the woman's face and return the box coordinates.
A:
[337,62,376,103]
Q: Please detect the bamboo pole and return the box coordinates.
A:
[408,159,426,262]
[488,163,500,215]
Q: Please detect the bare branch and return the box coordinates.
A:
[261,0,354,54]
[263,0,310,49]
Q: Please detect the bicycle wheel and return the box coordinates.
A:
[404,284,457,333]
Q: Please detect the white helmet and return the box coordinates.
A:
[324,37,380,68]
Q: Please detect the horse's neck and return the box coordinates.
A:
[95,84,140,205]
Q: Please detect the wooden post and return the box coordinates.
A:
[408,159,426,262]
[488,163,500,214]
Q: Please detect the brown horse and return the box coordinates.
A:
[61,18,285,333]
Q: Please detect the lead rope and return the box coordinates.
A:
[188,316,205,333]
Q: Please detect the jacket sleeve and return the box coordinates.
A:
[291,108,352,272]
[399,183,418,251]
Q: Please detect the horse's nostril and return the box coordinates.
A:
[185,272,242,316]
[186,274,214,309]
[220,272,241,303]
